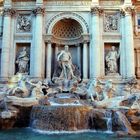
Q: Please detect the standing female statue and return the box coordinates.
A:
[16,47,29,73]
[105,46,120,74]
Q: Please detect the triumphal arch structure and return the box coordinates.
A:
[0,0,140,81]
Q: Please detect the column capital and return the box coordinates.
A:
[135,48,140,53]
[44,34,53,44]
[120,6,135,17]
[3,8,16,16]
[91,6,103,15]
[32,7,45,16]
[83,40,89,44]
[82,33,90,43]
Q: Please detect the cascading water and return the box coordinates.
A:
[113,111,136,135]
[104,111,112,133]
[30,105,93,131]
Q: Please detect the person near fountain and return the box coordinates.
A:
[105,46,120,74]
[57,45,76,80]
[16,47,29,73]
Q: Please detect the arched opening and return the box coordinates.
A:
[45,18,89,79]
[51,19,83,45]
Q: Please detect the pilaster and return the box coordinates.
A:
[120,6,135,78]
[0,8,15,79]
[90,7,103,78]
[32,7,45,78]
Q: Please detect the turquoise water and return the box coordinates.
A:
[0,128,139,140]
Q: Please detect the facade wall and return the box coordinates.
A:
[0,0,138,80]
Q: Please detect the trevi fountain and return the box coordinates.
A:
[0,0,140,140]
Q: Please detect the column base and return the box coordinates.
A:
[28,77,43,82]
[82,78,89,83]
[44,78,53,85]
[0,77,9,83]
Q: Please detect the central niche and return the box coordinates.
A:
[52,19,83,44]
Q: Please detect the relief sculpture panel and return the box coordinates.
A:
[104,12,120,32]
[16,14,32,33]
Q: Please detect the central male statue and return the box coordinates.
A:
[57,45,76,80]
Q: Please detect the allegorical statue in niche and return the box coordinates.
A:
[105,46,120,74]
[16,47,29,74]
[57,45,76,80]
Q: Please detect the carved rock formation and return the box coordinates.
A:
[30,106,93,131]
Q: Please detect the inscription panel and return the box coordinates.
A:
[46,0,91,6]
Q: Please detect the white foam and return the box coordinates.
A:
[30,128,114,135]
[49,100,82,106]
[31,129,96,135]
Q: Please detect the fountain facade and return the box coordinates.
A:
[0,0,139,80]
[0,0,140,138]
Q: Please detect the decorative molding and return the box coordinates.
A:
[102,34,121,40]
[32,7,45,16]
[3,8,16,16]
[46,12,89,34]
[44,34,85,45]
[14,34,32,41]
[52,36,83,45]
[82,33,90,43]
[43,34,52,44]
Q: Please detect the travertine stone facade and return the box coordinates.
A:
[0,0,139,80]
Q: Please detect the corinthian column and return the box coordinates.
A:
[90,7,102,78]
[46,40,52,79]
[0,8,15,79]
[122,7,135,78]
[83,41,88,79]
[32,7,45,78]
